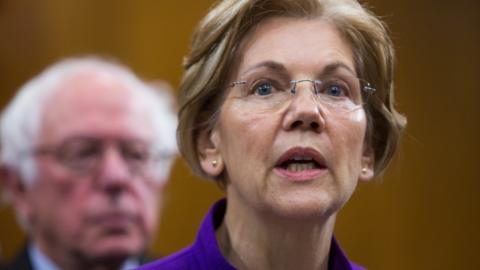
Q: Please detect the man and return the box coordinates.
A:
[0,57,177,270]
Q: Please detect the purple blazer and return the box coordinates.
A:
[138,199,365,270]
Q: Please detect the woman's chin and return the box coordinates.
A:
[259,193,345,222]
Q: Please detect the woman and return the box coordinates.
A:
[141,0,406,269]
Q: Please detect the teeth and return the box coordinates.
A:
[286,162,315,172]
[291,156,313,161]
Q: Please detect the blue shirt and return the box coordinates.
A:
[138,199,365,270]
[30,245,60,270]
[29,243,140,270]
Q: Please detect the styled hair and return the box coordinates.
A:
[0,57,178,185]
[177,0,406,181]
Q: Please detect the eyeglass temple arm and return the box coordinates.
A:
[230,81,247,87]
[362,83,376,94]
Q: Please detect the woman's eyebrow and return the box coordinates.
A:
[240,61,288,76]
[321,62,356,76]
[240,61,356,77]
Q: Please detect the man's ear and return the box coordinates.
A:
[1,165,23,197]
[0,165,33,222]
[197,127,224,178]
[359,147,375,182]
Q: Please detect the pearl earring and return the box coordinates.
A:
[211,160,218,167]
[362,168,367,174]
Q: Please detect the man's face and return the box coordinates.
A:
[22,71,165,262]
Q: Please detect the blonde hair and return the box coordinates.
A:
[177,0,406,181]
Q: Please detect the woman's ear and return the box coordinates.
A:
[197,127,224,177]
[359,147,375,182]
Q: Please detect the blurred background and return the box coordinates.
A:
[0,0,478,269]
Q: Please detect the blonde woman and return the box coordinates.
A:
[140,0,406,269]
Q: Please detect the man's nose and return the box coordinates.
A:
[95,146,131,191]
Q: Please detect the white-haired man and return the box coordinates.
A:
[0,57,177,270]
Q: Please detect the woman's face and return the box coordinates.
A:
[199,17,374,219]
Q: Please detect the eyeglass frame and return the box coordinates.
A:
[229,76,376,110]
[28,136,170,177]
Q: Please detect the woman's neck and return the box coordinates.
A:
[216,197,337,270]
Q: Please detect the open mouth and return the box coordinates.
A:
[275,147,327,179]
[278,156,325,172]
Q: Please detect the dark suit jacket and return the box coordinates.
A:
[1,244,156,270]
[1,246,33,270]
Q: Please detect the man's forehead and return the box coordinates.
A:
[38,70,153,144]
[55,70,132,97]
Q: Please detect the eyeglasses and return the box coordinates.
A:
[229,73,375,112]
[32,137,167,176]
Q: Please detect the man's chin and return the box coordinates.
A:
[84,237,145,262]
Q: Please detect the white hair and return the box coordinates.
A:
[0,56,178,185]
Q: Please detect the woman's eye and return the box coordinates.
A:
[324,82,348,97]
[253,82,274,96]
[326,85,343,96]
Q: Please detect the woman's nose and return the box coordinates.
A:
[282,83,325,133]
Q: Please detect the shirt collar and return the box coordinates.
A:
[29,244,60,270]
[28,243,140,270]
